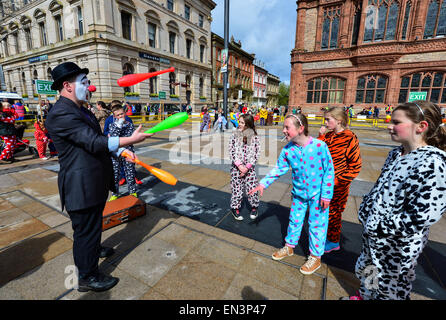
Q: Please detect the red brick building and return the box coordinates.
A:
[289,0,446,113]
[211,33,255,108]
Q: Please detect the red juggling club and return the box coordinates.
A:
[117,67,175,87]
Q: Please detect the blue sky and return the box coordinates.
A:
[211,0,297,85]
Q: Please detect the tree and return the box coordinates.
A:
[278,82,289,106]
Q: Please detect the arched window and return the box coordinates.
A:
[363,0,400,42]
[398,71,446,104]
[21,72,26,95]
[149,67,157,94]
[49,0,64,42]
[145,10,160,48]
[122,63,134,93]
[47,67,52,80]
[32,70,38,95]
[321,6,340,50]
[401,1,411,40]
[306,77,345,104]
[351,1,362,45]
[355,74,388,103]
[169,72,176,95]
[199,78,204,97]
[121,10,132,40]
[424,0,446,39]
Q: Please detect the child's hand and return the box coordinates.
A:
[122,149,138,163]
[248,184,264,197]
[319,125,327,136]
[320,198,330,210]
[238,165,248,174]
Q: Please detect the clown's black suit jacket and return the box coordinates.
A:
[46,96,116,212]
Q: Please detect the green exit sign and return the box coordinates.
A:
[408,91,427,102]
[35,80,58,95]
[158,91,166,99]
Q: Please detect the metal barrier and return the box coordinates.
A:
[306,115,389,129]
[19,113,391,132]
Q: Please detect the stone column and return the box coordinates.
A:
[387,68,401,105]
[295,2,306,50]
[136,59,149,100]
[411,0,428,41]
[344,70,357,106]
[289,57,303,108]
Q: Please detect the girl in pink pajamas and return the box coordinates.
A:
[250,113,335,275]
[229,114,260,221]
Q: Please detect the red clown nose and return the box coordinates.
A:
[88,85,97,92]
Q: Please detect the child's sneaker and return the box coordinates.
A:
[300,255,321,275]
[250,208,258,220]
[119,178,126,186]
[130,192,138,198]
[272,245,294,261]
[324,240,340,253]
[135,178,143,185]
[231,209,243,221]
[108,195,119,202]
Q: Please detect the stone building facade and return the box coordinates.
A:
[266,73,280,109]
[289,0,446,113]
[0,0,216,111]
[252,62,268,108]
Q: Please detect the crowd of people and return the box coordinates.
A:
[199,102,288,133]
[2,61,446,300]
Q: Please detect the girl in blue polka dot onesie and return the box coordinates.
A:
[249,114,335,275]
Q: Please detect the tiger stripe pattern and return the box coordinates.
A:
[319,129,362,243]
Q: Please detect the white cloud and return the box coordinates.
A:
[211,0,296,84]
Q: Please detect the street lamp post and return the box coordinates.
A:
[223,0,229,127]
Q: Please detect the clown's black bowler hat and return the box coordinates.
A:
[51,62,89,91]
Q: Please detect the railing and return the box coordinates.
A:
[306,114,389,128]
[18,113,391,132]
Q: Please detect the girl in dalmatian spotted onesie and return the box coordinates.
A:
[229,114,261,221]
[344,101,446,300]
[107,105,138,201]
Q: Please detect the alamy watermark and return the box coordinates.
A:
[167,122,281,176]
[360,265,380,291]
[64,265,79,290]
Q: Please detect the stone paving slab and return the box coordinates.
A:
[0,228,72,287]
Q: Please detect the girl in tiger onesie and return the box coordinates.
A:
[229,114,260,221]
[318,107,362,253]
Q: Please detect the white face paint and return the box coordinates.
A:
[74,74,89,102]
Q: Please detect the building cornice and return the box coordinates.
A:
[291,38,446,65]
[142,0,212,35]
[0,0,46,22]
[0,30,213,72]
